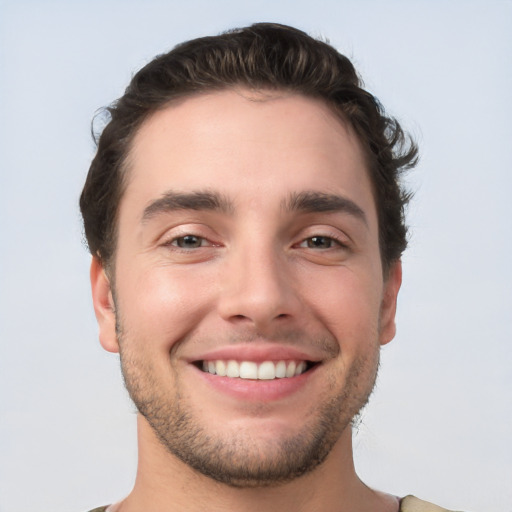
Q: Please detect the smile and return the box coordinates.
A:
[200,360,314,380]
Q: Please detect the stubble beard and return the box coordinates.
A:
[116,316,380,488]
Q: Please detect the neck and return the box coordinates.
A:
[117,415,398,512]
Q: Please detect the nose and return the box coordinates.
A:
[217,243,301,331]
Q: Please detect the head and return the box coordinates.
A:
[82,23,417,488]
[80,22,417,277]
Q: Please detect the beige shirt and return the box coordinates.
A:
[89,495,461,512]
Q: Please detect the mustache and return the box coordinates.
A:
[183,327,341,359]
[113,304,340,360]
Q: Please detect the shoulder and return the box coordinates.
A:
[86,507,109,512]
[401,495,465,512]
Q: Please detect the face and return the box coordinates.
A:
[91,89,401,487]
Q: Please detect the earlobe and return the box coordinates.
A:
[90,256,119,353]
[379,260,402,346]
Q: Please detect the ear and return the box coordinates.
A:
[379,260,402,346]
[90,256,119,353]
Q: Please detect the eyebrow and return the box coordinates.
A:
[141,189,367,226]
[283,191,368,226]
[142,190,233,222]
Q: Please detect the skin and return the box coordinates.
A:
[91,89,402,512]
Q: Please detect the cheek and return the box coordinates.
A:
[115,264,218,349]
[299,266,383,345]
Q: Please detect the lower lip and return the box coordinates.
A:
[193,364,319,402]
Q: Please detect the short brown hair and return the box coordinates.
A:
[80,22,417,274]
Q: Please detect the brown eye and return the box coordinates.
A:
[306,236,335,249]
[175,235,204,248]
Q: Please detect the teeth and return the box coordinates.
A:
[239,361,258,379]
[285,361,296,378]
[275,360,286,378]
[215,360,227,377]
[258,361,275,380]
[201,360,310,380]
[226,360,240,378]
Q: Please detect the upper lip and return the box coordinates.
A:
[186,344,324,364]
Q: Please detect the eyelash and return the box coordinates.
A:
[297,234,349,250]
[162,233,348,252]
[164,234,212,249]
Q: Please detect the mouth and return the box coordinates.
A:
[195,359,318,380]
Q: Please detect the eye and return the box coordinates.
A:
[300,236,340,249]
[172,235,207,249]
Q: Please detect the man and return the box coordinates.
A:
[80,23,459,512]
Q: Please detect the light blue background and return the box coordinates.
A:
[0,1,511,511]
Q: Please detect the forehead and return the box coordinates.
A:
[122,89,376,224]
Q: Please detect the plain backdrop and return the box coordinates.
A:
[0,1,511,511]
